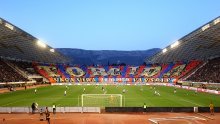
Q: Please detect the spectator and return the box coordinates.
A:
[45,107,50,124]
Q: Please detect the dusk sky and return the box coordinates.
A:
[0,0,220,50]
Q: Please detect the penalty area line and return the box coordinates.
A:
[196,113,214,120]
[148,116,207,123]
[148,119,159,124]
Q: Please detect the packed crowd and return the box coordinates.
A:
[187,57,220,83]
[1,58,219,83]
[10,60,39,75]
[0,60,28,82]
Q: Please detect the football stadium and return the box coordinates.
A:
[1,4,220,124]
[0,16,220,123]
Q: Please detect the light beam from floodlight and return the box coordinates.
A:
[37,40,46,48]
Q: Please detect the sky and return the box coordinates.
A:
[0,0,220,51]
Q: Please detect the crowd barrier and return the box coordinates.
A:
[1,107,219,113]
[0,107,100,113]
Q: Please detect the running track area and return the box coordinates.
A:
[0,112,219,124]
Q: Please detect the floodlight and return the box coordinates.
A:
[214,18,220,25]
[5,23,14,30]
[37,40,46,48]
[162,48,167,53]
[202,24,210,31]
[170,41,179,48]
[50,49,55,52]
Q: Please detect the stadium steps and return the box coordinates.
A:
[158,63,174,78]
[153,64,168,78]
[4,60,29,79]
[57,65,70,78]
[182,61,207,80]
[178,60,202,79]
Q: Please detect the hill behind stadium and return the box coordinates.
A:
[56,48,161,65]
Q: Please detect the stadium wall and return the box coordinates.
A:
[105,107,220,113]
[1,107,219,113]
[0,107,100,113]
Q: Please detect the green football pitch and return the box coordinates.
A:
[0,85,219,107]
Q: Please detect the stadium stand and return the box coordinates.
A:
[0,17,70,86]
[57,64,71,78]
[178,60,202,79]
[0,17,69,64]
[11,61,39,75]
[0,59,28,82]
[186,57,220,83]
[146,17,220,64]
[145,17,220,84]
[140,65,161,77]
[29,60,200,83]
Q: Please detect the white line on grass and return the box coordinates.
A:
[180,99,203,106]
[1,100,23,107]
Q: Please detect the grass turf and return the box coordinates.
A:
[0,85,219,107]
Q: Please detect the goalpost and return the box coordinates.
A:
[81,94,123,107]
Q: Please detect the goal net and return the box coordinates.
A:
[81,94,123,107]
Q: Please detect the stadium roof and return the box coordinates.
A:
[0,17,70,64]
[146,16,220,64]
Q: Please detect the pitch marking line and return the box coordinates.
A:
[148,116,206,124]
[2,117,36,120]
[180,99,202,106]
[196,113,214,120]
[1,100,23,107]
